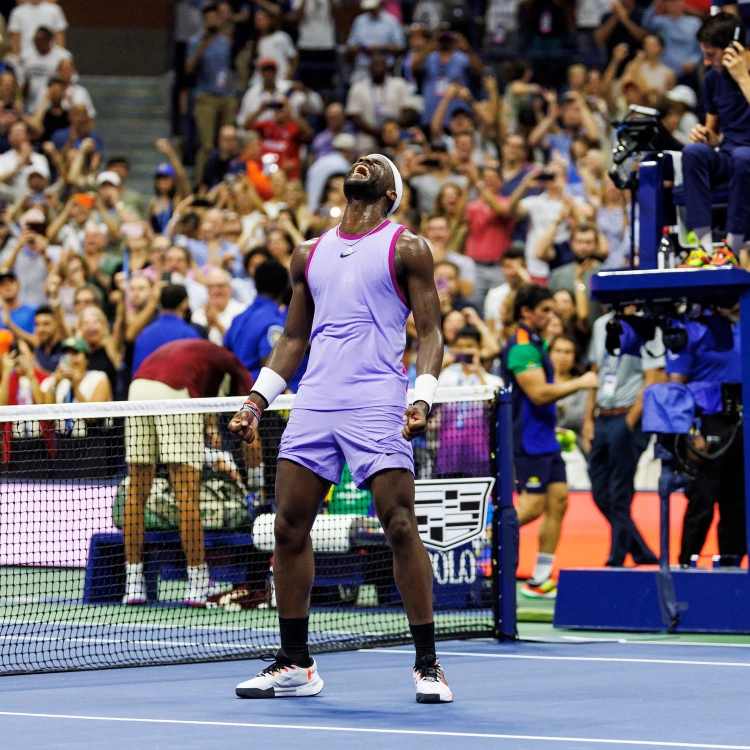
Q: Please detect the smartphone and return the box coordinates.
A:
[422,158,442,169]
[536,171,556,182]
[26,222,47,235]
[161,271,173,283]
[453,352,474,364]
[435,276,450,294]
[60,353,72,368]
[192,198,215,208]
[265,101,284,110]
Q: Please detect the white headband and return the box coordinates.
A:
[366,153,403,216]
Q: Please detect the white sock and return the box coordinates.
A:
[188,563,209,587]
[125,562,143,581]
[530,553,554,585]
[695,226,712,252]
[727,233,745,253]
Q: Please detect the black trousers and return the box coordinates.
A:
[589,414,658,566]
[679,416,746,565]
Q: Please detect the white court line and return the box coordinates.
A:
[0,635,252,649]
[0,712,746,749]
[363,649,750,668]
[559,636,750,649]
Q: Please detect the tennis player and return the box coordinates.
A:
[229,155,452,703]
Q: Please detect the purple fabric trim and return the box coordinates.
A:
[304,233,325,282]
[337,219,390,241]
[388,225,408,308]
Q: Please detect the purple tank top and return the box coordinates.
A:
[294,220,410,410]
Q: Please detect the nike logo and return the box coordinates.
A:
[340,249,357,258]
[385,452,393,456]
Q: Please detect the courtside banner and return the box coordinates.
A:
[415,478,495,551]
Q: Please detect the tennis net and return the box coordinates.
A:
[0,385,516,675]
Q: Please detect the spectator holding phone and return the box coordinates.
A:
[436,325,504,478]
[681,13,750,264]
[186,4,237,185]
[252,96,312,180]
[0,209,54,308]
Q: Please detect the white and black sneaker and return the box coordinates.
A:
[413,652,454,703]
[236,649,324,699]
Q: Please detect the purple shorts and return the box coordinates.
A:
[278,407,415,489]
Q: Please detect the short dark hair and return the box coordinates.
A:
[178,212,201,232]
[697,11,746,49]
[255,260,289,298]
[502,245,526,264]
[35,26,53,38]
[572,223,598,239]
[513,284,553,322]
[435,260,459,276]
[106,156,130,170]
[454,325,481,345]
[34,305,55,318]
[202,3,219,15]
[244,246,272,272]
[160,284,189,311]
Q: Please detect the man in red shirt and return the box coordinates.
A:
[122,339,253,608]
[252,96,313,180]
[463,162,539,308]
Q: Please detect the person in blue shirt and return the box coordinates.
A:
[345,0,406,82]
[411,29,483,128]
[642,0,702,79]
[0,268,36,335]
[186,4,237,187]
[224,260,288,380]
[666,312,744,565]
[131,284,201,374]
[681,12,750,264]
[501,285,599,599]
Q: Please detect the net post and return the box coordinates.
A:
[493,387,518,641]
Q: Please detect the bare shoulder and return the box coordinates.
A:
[289,237,320,280]
[394,228,433,274]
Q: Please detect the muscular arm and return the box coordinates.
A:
[248,240,316,407]
[396,231,443,382]
[516,366,595,406]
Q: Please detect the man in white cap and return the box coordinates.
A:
[230,154,453,704]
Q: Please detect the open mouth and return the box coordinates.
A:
[353,163,370,178]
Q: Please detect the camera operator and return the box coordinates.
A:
[681,12,750,264]
[666,308,745,566]
[582,307,664,567]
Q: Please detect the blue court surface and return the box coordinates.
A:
[2,636,750,750]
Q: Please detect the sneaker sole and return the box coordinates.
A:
[520,589,557,600]
[416,692,454,704]
[184,599,207,608]
[122,598,147,605]
[236,676,324,699]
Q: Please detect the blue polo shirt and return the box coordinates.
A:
[224,296,284,380]
[51,127,104,154]
[0,304,37,334]
[501,323,560,455]
[132,312,201,375]
[704,68,750,150]
[665,320,740,383]
[187,32,233,96]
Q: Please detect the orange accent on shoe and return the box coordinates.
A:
[307,668,312,680]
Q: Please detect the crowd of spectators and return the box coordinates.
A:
[0,0,745,536]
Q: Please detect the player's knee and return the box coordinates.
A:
[382,507,415,549]
[683,141,713,164]
[548,491,569,520]
[519,493,546,523]
[274,512,308,553]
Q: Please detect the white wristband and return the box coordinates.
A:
[412,374,438,412]
[250,367,287,407]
